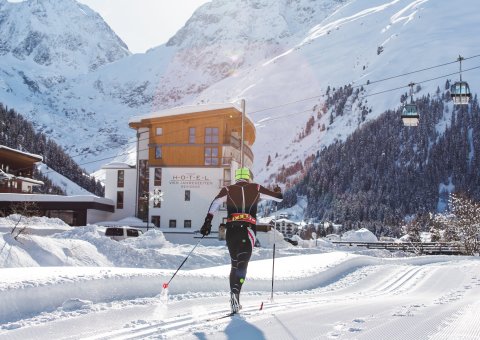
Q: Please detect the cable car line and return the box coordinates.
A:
[52,62,480,170]
[249,53,480,115]
[363,64,480,98]
[16,55,480,178]
[354,53,480,88]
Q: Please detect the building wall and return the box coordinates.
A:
[20,181,33,193]
[149,167,228,231]
[137,127,149,161]
[87,209,115,225]
[103,167,137,221]
[147,113,252,167]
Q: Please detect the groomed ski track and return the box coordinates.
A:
[1,253,480,339]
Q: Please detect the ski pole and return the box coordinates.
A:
[270,203,277,302]
[162,234,205,289]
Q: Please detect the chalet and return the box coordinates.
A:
[102,103,256,237]
[0,145,44,193]
[0,145,114,226]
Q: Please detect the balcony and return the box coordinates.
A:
[0,187,24,194]
[224,135,254,164]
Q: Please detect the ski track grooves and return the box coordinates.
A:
[85,263,443,339]
[2,257,477,339]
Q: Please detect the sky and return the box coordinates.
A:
[77,0,210,53]
[7,0,210,53]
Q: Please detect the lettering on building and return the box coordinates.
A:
[169,173,213,188]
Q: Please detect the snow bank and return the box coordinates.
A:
[0,214,71,236]
[341,228,378,242]
[0,252,469,325]
[256,229,292,248]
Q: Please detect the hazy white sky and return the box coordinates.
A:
[8,0,210,53]
[77,0,210,53]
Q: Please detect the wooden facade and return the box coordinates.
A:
[129,106,255,168]
[0,145,43,193]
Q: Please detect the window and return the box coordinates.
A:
[126,229,139,237]
[105,227,123,237]
[169,220,177,228]
[185,190,190,201]
[189,127,195,144]
[116,191,124,209]
[155,145,162,159]
[117,170,124,188]
[204,147,219,165]
[184,220,192,228]
[151,216,160,228]
[205,127,219,144]
[154,168,162,186]
[156,127,163,136]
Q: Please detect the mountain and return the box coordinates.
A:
[0,0,349,170]
[0,103,104,196]
[281,91,480,232]
[0,0,131,167]
[0,0,129,73]
[0,0,479,191]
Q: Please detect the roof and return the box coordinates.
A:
[101,162,135,170]
[0,193,113,205]
[129,103,253,124]
[16,176,44,186]
[0,145,43,162]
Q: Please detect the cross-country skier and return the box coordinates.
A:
[200,167,283,314]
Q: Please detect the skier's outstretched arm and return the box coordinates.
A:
[259,185,283,202]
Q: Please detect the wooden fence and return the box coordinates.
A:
[331,241,466,255]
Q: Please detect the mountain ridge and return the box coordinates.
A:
[0,0,478,189]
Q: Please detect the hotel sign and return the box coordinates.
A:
[169,173,213,188]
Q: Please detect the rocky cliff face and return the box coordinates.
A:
[0,0,129,74]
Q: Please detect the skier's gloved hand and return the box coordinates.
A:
[274,186,282,194]
[200,213,213,236]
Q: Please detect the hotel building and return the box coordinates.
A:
[102,103,256,235]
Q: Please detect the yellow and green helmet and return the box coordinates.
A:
[235,167,252,181]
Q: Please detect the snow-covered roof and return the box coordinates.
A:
[274,218,300,225]
[0,169,14,182]
[0,145,43,162]
[95,216,148,227]
[0,193,113,205]
[16,176,44,186]
[129,103,251,124]
[101,162,135,170]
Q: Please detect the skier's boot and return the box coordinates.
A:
[230,292,241,314]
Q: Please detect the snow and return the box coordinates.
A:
[35,163,100,196]
[3,0,479,182]
[1,216,480,339]
[341,228,379,242]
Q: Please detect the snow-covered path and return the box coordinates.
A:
[2,254,480,339]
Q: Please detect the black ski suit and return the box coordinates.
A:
[206,180,283,298]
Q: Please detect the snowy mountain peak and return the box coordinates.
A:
[0,0,130,73]
[168,0,348,49]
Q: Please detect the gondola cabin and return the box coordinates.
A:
[450,81,471,105]
[401,104,419,127]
